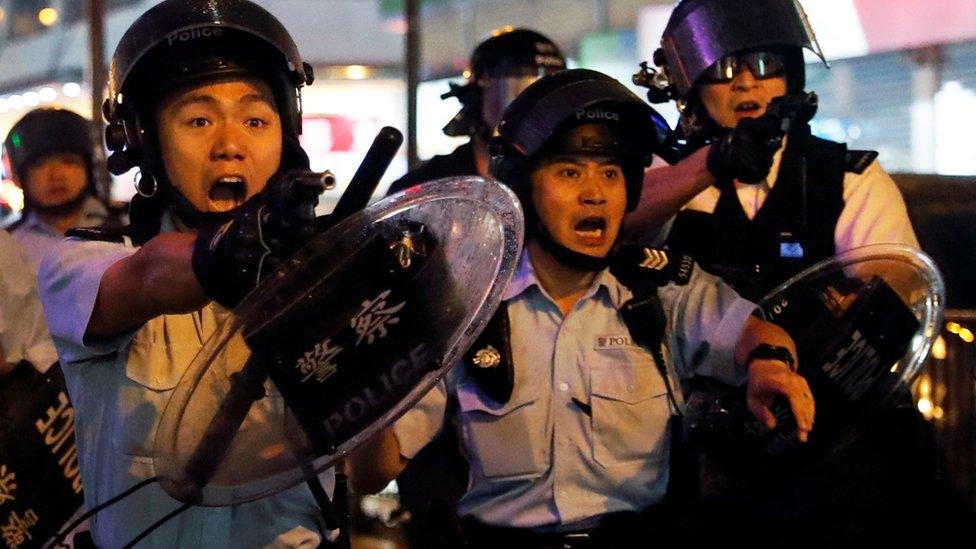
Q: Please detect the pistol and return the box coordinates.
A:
[763,91,819,134]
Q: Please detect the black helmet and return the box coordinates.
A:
[489,69,673,213]
[654,0,826,99]
[443,27,566,137]
[3,108,95,187]
[103,0,314,187]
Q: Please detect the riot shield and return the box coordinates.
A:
[682,244,944,466]
[153,176,523,506]
[0,362,84,549]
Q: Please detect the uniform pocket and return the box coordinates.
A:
[113,326,187,458]
[456,382,549,479]
[589,357,671,467]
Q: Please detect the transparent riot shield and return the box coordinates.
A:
[681,244,944,466]
[153,176,523,506]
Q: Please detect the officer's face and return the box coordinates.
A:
[530,153,627,259]
[156,78,283,213]
[698,68,787,129]
[24,152,88,208]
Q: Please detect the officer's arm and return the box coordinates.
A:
[734,316,815,443]
[346,427,408,494]
[87,232,208,337]
[623,147,714,241]
[0,346,9,377]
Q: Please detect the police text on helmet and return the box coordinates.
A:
[166,26,223,46]
[576,108,620,122]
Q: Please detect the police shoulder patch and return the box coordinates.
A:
[844,150,879,174]
[610,244,695,289]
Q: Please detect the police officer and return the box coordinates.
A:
[386,28,566,548]
[626,0,917,301]
[37,1,336,546]
[628,1,969,545]
[350,69,815,547]
[386,27,566,194]
[3,108,123,271]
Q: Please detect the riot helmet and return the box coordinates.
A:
[3,108,98,212]
[103,0,314,217]
[443,27,566,137]
[490,69,673,269]
[635,0,827,138]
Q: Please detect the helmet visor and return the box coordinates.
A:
[480,74,546,131]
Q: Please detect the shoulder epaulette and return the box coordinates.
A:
[65,226,131,245]
[610,245,695,292]
[844,150,879,174]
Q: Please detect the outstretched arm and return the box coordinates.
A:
[88,232,207,337]
[622,147,714,242]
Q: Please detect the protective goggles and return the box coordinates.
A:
[701,51,787,83]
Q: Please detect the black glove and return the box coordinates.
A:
[192,169,333,308]
[706,115,785,184]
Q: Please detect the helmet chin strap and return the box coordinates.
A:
[531,220,613,272]
[29,190,88,218]
[163,184,236,232]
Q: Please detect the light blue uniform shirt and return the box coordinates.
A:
[394,250,754,531]
[38,234,332,548]
[10,196,112,272]
[0,229,58,371]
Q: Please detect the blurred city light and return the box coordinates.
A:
[917,397,933,416]
[344,65,370,80]
[62,83,82,97]
[932,336,947,360]
[39,87,57,102]
[38,7,59,27]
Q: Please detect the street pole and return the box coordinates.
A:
[88,0,110,201]
[405,0,420,168]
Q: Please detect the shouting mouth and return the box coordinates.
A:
[209,176,248,212]
[733,100,763,117]
[574,216,607,241]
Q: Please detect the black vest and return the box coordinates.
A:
[667,129,874,302]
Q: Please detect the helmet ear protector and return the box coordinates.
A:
[104,98,146,177]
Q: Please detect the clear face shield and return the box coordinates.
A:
[479,74,548,133]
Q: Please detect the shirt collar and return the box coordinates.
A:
[503,248,628,308]
[18,196,109,235]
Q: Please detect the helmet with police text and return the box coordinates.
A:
[103,0,314,189]
[3,108,96,190]
[489,69,673,213]
[442,27,566,137]
[639,0,826,103]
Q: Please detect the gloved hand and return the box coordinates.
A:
[192,169,333,308]
[706,115,785,184]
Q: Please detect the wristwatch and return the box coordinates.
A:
[745,344,796,372]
